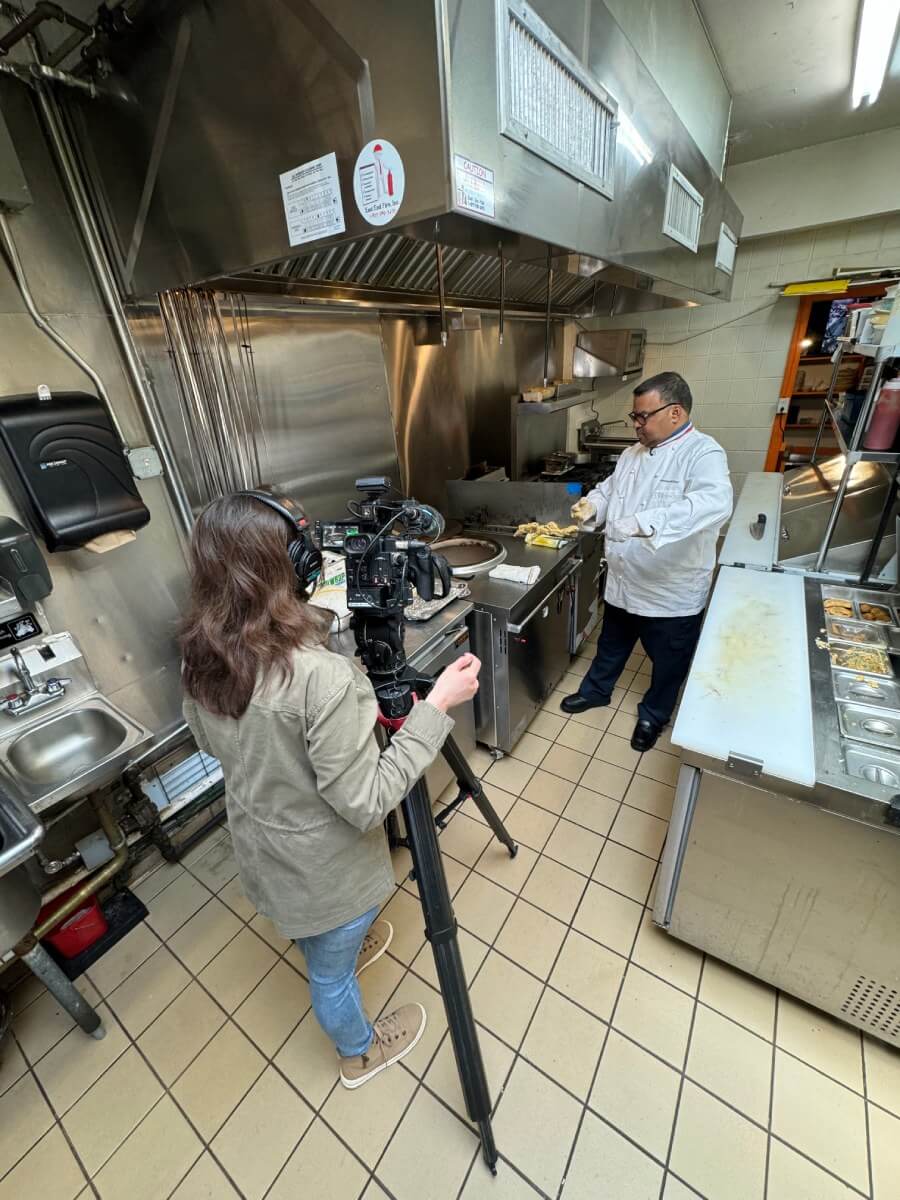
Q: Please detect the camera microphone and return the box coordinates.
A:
[404,502,445,541]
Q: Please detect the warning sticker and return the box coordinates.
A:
[279,152,345,248]
[454,154,495,219]
[353,138,405,226]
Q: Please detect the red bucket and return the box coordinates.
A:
[39,890,109,958]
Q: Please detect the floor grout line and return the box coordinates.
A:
[860,1029,875,1200]
[656,956,707,1200]
[2,649,889,1200]
[763,990,780,1200]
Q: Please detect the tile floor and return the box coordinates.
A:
[2,633,900,1199]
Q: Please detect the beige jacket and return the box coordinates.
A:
[182,644,454,939]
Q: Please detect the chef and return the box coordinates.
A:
[562,372,733,751]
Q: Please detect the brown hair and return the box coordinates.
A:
[180,492,330,718]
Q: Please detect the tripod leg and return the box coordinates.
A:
[401,779,499,1174]
[441,735,517,859]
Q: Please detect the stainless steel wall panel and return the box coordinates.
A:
[0,82,188,735]
[380,315,563,510]
[132,301,401,524]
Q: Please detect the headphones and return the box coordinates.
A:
[236,490,323,593]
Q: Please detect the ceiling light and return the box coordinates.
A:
[852,0,900,109]
[617,112,653,167]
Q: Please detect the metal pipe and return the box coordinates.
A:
[19,941,104,1037]
[815,361,888,572]
[0,2,89,57]
[24,796,127,940]
[434,241,447,347]
[498,245,506,346]
[814,461,854,574]
[0,209,128,445]
[810,347,843,466]
[860,467,900,583]
[543,246,554,385]
[31,80,195,535]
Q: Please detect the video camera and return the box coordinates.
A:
[316,478,452,687]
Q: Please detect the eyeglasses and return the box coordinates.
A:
[628,401,676,425]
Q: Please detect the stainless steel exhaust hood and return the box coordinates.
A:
[67,0,742,312]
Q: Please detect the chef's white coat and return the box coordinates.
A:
[583,423,733,618]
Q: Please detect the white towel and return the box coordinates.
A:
[489,563,541,585]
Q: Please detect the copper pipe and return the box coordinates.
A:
[18,797,127,947]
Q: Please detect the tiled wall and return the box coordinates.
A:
[567,211,900,495]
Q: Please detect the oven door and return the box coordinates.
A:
[504,563,578,746]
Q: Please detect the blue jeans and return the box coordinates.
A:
[295,906,378,1058]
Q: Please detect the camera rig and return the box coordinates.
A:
[316,477,452,717]
[317,478,516,1174]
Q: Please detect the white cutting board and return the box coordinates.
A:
[673,566,815,787]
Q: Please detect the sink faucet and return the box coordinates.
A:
[2,647,69,717]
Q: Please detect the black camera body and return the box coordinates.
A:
[317,478,451,683]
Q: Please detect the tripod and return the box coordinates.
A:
[374,662,517,1174]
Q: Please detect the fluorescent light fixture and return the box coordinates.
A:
[617,111,654,166]
[852,0,900,108]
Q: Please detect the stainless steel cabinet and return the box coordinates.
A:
[655,763,900,1047]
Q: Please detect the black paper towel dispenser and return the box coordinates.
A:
[0,391,150,551]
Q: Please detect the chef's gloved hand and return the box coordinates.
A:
[571,497,596,524]
[605,515,642,542]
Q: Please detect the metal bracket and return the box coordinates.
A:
[726,753,763,779]
[128,446,163,479]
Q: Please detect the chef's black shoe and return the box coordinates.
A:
[631,719,661,752]
[560,693,607,714]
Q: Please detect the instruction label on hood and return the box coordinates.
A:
[353,139,405,226]
[454,154,495,218]
[279,152,345,247]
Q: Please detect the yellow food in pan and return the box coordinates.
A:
[823,599,854,617]
[829,647,892,676]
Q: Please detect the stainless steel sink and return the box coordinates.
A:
[7,707,129,785]
[0,696,151,814]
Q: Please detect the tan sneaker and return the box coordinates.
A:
[339,1003,427,1089]
[356,919,393,976]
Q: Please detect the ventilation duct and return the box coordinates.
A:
[69,0,742,313]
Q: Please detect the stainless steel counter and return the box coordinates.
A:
[657,568,900,1047]
[330,600,475,668]
[805,579,900,831]
[463,531,582,622]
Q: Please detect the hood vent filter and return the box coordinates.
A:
[499,1,617,199]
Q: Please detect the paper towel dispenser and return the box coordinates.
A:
[0,391,150,551]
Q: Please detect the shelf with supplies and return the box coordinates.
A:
[822,395,899,465]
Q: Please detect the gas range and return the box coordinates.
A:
[531,463,616,494]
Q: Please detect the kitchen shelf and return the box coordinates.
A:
[836,337,899,361]
[792,390,828,397]
[823,396,900,464]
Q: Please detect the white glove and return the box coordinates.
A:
[571,497,596,524]
[605,515,641,542]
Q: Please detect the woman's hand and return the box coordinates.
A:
[427,653,481,713]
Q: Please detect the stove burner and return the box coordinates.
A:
[535,463,616,493]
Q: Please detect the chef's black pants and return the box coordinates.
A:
[578,602,704,730]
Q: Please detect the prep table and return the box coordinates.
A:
[656,565,900,1047]
[463,531,588,753]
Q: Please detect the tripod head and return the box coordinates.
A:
[317,479,452,715]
